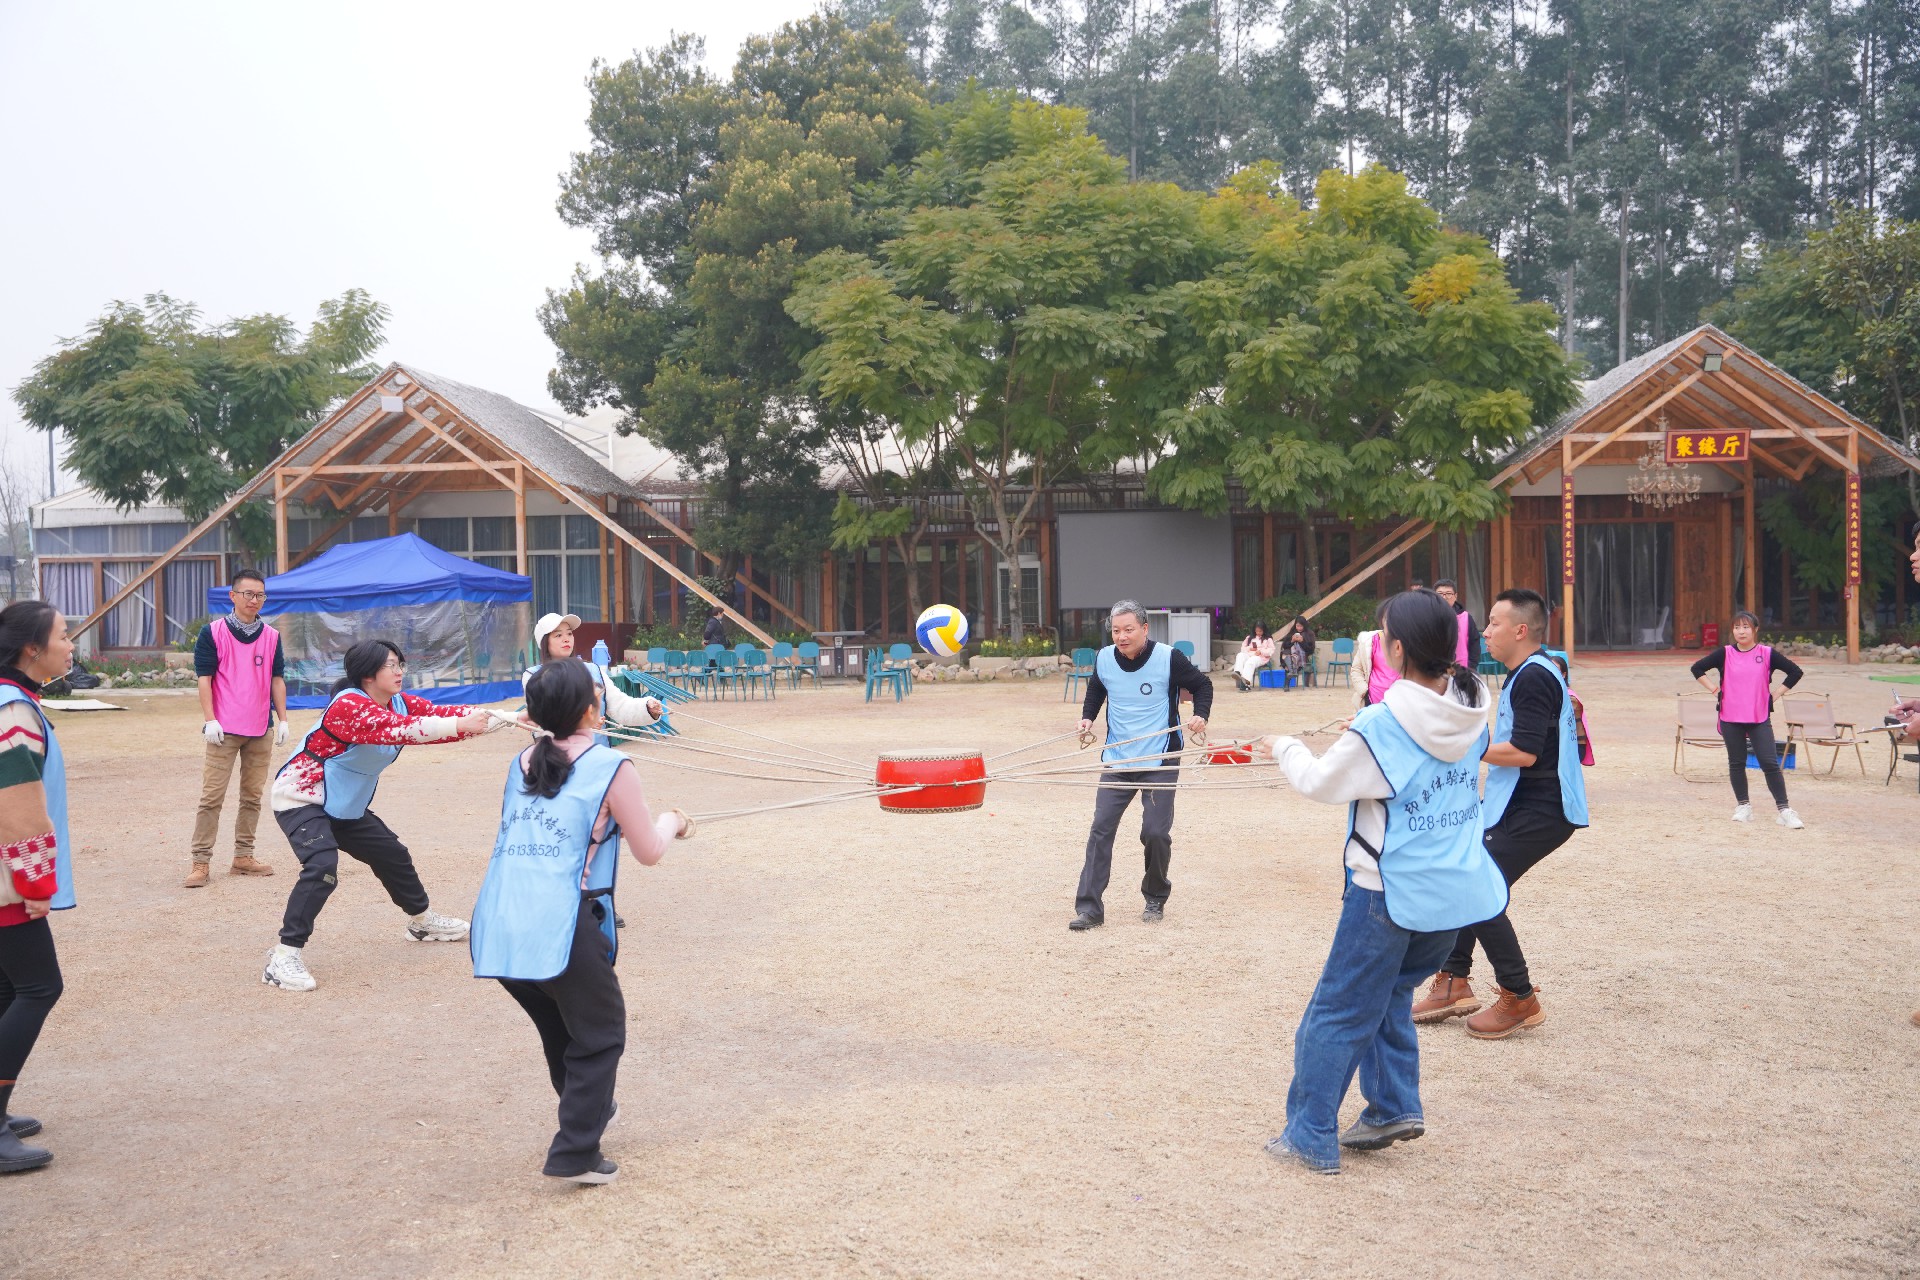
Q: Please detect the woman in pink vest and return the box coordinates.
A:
[1351,619,1401,711]
[1690,610,1803,828]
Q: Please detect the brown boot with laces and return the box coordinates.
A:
[1412,973,1480,1024]
[182,862,210,889]
[228,855,275,877]
[1466,986,1545,1039]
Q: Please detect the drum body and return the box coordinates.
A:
[876,749,987,814]
[1204,746,1252,765]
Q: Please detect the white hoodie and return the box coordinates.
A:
[1271,673,1489,891]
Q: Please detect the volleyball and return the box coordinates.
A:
[915,603,970,657]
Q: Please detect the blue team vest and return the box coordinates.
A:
[274,687,409,820]
[1346,702,1508,932]
[469,744,627,981]
[1096,641,1175,767]
[1481,653,1590,829]
[524,661,613,748]
[0,685,73,911]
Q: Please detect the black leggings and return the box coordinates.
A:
[0,917,62,1081]
[1722,720,1789,808]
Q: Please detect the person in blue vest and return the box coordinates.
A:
[1251,588,1506,1174]
[1069,599,1213,931]
[262,640,506,993]
[0,602,78,1174]
[522,613,663,747]
[472,660,692,1185]
[1412,587,1589,1038]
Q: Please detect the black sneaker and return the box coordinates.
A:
[0,1127,52,1174]
[1339,1117,1424,1150]
[547,1156,619,1185]
[1142,898,1165,923]
[6,1114,41,1139]
[1068,913,1103,931]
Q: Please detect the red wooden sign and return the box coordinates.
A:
[1845,472,1862,596]
[1665,429,1750,463]
[1560,473,1576,585]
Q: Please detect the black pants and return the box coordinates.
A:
[0,917,62,1081]
[1075,769,1176,919]
[499,898,626,1176]
[276,805,430,947]
[1442,808,1576,999]
[1721,721,1790,808]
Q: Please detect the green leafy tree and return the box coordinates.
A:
[12,290,387,560]
[542,16,928,576]
[1149,165,1579,590]
[790,96,1221,638]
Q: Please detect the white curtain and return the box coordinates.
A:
[101,561,156,648]
[41,563,95,618]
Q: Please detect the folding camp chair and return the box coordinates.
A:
[1782,692,1865,776]
[1674,695,1725,777]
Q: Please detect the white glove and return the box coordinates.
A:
[273,720,290,748]
[202,721,225,746]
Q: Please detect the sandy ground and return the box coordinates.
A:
[6,658,1918,1278]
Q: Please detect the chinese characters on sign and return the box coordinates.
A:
[1561,473,1576,584]
[1664,429,1750,463]
[1845,472,1862,599]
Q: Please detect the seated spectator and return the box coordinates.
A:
[1232,624,1274,691]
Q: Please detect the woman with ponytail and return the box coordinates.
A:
[262,639,506,993]
[470,659,691,1185]
[1249,589,1505,1175]
[0,602,77,1173]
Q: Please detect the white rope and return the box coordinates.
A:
[668,709,870,770]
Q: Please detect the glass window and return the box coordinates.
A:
[530,555,562,615]
[565,515,599,550]
[414,517,469,553]
[472,516,515,552]
[162,559,219,641]
[527,516,561,551]
[144,523,189,553]
[566,554,602,622]
[472,555,515,573]
[350,517,387,543]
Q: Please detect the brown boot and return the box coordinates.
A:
[228,855,275,877]
[1412,973,1481,1023]
[1466,986,1545,1040]
[182,862,210,889]
[1910,1009,1919,1028]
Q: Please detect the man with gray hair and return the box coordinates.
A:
[1069,600,1213,930]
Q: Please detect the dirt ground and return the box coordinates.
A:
[8,656,1918,1278]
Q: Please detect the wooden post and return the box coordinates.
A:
[1743,467,1758,616]
[1846,435,1861,664]
[598,518,611,628]
[513,464,527,578]
[274,473,289,575]
[1561,438,1576,663]
[387,504,399,537]
[1263,514,1276,597]
[1719,492,1734,625]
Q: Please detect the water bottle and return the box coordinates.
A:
[591,639,611,668]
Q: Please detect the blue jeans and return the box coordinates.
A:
[1280,886,1457,1170]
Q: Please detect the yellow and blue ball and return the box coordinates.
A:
[915,604,970,658]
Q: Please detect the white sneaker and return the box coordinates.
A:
[1731,804,1752,822]
[406,909,469,942]
[262,945,316,992]
[1777,808,1804,829]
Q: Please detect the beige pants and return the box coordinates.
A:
[190,731,274,862]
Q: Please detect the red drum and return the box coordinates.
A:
[876,748,987,814]
[1205,746,1252,765]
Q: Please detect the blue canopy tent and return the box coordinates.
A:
[209,534,532,708]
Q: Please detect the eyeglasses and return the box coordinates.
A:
[233,590,267,601]
[382,659,407,673]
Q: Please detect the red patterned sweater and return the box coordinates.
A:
[271,691,488,814]
[0,674,54,927]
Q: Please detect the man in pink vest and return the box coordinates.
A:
[1433,579,1482,670]
[185,569,289,888]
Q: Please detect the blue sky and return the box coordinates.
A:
[0,0,819,497]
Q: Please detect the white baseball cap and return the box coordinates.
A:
[533,613,583,648]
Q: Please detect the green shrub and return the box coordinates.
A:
[976,631,1057,658]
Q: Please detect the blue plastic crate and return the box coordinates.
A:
[1257,670,1290,689]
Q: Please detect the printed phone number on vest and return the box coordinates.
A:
[1401,803,1479,834]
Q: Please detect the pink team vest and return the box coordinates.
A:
[1453,610,1472,667]
[210,620,278,737]
[1719,643,1772,725]
[1366,633,1400,705]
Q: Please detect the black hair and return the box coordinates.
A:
[1549,652,1570,678]
[231,568,266,589]
[521,660,599,799]
[0,601,60,672]
[1291,616,1314,636]
[1434,578,1457,591]
[1251,622,1268,638]
[1732,609,1761,632]
[1379,588,1482,707]
[330,639,405,697]
[1494,587,1550,638]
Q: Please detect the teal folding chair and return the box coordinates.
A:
[1173,639,1196,659]
[708,650,742,699]
[1063,646,1096,701]
[646,646,667,672]
[1326,637,1355,686]
[885,642,916,695]
[734,641,755,661]
[740,648,776,700]
[683,649,716,697]
[793,640,822,688]
[865,647,909,703]
[771,641,797,689]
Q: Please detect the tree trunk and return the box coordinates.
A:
[1617,191,1631,367]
